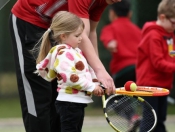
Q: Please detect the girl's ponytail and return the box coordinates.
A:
[36,29,52,64]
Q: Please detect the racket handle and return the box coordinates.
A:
[100,84,106,89]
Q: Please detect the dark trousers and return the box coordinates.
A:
[55,101,87,132]
[140,96,168,132]
[9,13,60,132]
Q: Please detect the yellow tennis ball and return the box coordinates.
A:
[130,82,137,92]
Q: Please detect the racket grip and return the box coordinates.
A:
[100,84,106,90]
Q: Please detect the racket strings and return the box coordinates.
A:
[139,105,156,132]
[106,96,138,131]
[105,95,156,132]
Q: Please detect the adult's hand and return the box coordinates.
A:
[95,69,116,95]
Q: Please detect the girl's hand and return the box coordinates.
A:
[93,85,104,96]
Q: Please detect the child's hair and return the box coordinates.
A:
[109,0,131,17]
[36,11,84,63]
[157,0,175,18]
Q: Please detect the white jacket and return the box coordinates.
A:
[36,44,99,104]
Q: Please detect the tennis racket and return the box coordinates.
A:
[114,86,169,96]
[102,94,157,132]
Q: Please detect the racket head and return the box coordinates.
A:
[102,94,157,132]
[115,86,169,96]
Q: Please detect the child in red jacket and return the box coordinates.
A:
[100,0,141,88]
[136,0,175,131]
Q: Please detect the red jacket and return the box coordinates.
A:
[11,0,107,29]
[136,21,175,89]
[100,17,141,75]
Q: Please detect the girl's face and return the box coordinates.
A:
[62,26,83,48]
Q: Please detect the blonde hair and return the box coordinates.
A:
[158,0,175,18]
[35,11,84,63]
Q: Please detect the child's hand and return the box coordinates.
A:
[107,40,117,53]
[93,85,104,96]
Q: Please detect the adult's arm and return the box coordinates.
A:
[68,0,115,94]
[79,18,115,94]
[89,20,98,55]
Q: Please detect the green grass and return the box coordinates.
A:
[0,73,18,96]
[0,97,22,118]
[86,104,104,116]
[0,97,175,118]
[83,126,113,132]
[0,127,25,132]
[0,73,175,117]
[167,104,175,114]
[0,97,175,132]
[0,97,104,118]
[0,125,113,132]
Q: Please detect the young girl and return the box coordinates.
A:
[35,11,104,132]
